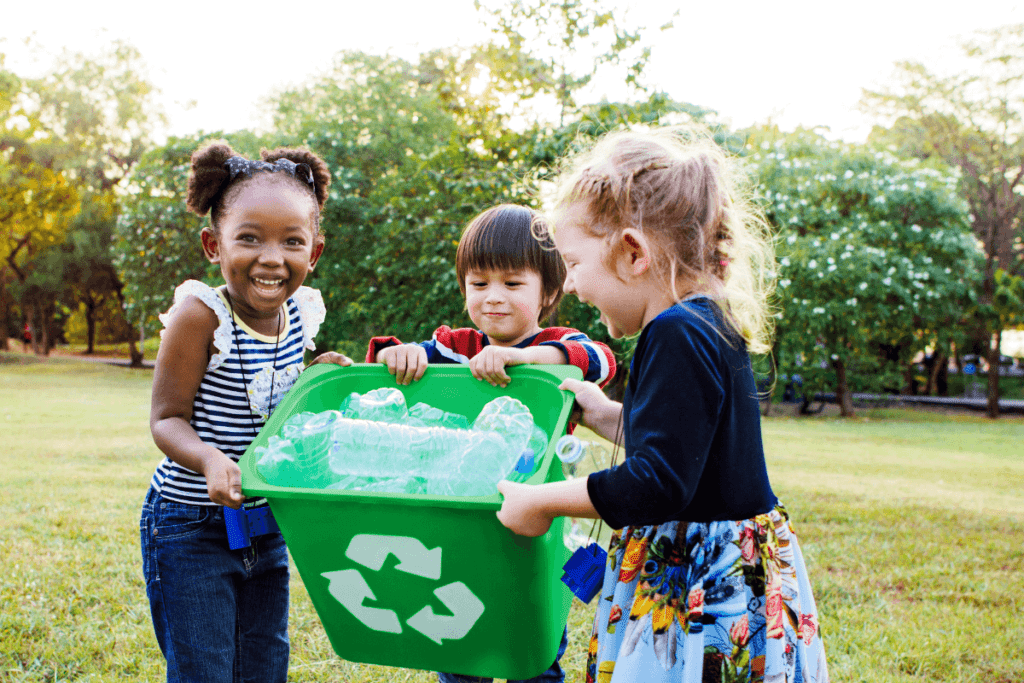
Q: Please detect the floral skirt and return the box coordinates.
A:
[586,505,829,683]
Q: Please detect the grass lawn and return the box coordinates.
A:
[1,357,1022,682]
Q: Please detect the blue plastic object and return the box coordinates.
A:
[561,542,607,603]
[224,499,280,550]
[514,449,536,475]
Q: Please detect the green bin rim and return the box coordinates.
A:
[239,362,582,510]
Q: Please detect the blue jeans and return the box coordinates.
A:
[437,626,568,683]
[140,488,290,683]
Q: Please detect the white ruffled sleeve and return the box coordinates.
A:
[158,280,234,372]
[291,286,326,351]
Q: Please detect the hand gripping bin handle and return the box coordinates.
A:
[236,363,583,680]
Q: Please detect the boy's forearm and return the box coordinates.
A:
[519,345,568,365]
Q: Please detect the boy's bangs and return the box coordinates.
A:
[461,220,546,276]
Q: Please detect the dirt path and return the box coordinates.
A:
[3,338,154,368]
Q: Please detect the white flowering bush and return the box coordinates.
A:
[748,130,982,413]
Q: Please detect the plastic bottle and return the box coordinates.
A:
[555,434,612,550]
[339,387,409,423]
[259,393,546,496]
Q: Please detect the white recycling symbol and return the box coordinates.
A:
[322,534,485,645]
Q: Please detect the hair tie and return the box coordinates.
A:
[224,156,315,189]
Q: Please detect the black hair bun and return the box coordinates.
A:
[186,142,237,217]
[261,147,331,210]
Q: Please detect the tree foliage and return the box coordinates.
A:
[862,23,1024,416]
[474,0,673,123]
[749,129,981,415]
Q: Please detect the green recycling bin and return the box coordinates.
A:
[238,363,578,679]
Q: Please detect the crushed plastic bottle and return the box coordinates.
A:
[554,434,613,551]
[255,389,548,497]
[339,387,409,423]
[407,402,471,430]
[253,411,344,489]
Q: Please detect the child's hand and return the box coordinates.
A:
[204,452,244,509]
[495,480,554,537]
[469,346,525,387]
[308,351,354,367]
[559,378,623,442]
[377,344,428,385]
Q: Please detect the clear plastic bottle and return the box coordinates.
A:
[326,396,537,495]
[339,387,409,423]
[260,394,545,496]
[555,435,612,550]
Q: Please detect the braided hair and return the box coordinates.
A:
[550,127,774,353]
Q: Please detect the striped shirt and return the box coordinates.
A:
[150,288,310,506]
[366,325,616,386]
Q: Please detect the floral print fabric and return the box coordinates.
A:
[586,506,828,683]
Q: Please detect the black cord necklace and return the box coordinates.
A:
[225,290,283,436]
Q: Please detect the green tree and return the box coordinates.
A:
[17,41,162,361]
[113,131,265,345]
[862,23,1024,417]
[0,105,81,352]
[750,129,981,417]
[474,0,673,124]
[270,52,532,357]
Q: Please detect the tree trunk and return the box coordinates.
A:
[925,352,947,397]
[902,361,915,395]
[0,291,9,351]
[129,316,144,368]
[987,329,1001,419]
[936,358,949,396]
[833,357,856,417]
[39,307,50,356]
[85,296,97,354]
[26,303,41,355]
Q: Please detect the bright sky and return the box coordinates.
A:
[2,0,1023,141]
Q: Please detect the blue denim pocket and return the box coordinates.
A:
[152,496,215,541]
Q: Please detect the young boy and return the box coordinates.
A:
[367,204,615,391]
[367,203,616,683]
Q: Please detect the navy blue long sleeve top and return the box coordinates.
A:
[586,299,777,529]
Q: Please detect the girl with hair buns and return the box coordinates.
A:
[495,128,829,683]
[141,141,351,681]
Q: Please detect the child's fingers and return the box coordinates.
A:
[468,355,483,381]
[558,378,585,395]
[309,352,353,367]
[383,350,399,376]
[412,353,428,382]
[395,352,412,385]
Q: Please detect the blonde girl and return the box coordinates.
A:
[496,128,829,683]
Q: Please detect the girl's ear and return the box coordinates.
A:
[618,228,653,277]
[307,239,325,272]
[200,227,220,263]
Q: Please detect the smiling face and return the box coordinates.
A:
[201,177,322,334]
[464,267,551,346]
[554,204,650,339]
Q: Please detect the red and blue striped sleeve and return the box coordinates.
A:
[536,328,616,388]
[365,335,404,363]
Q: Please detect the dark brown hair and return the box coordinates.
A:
[185,142,331,236]
[455,204,566,322]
